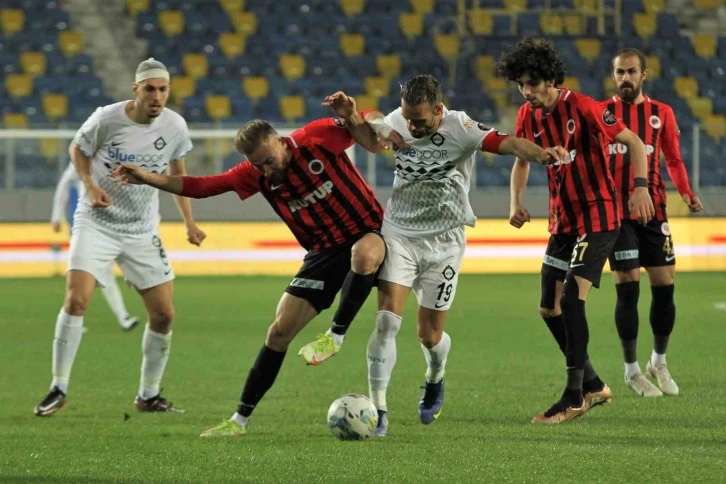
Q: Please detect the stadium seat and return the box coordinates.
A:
[603,77,616,96]
[575,38,601,61]
[399,13,424,40]
[574,0,597,12]
[159,10,184,37]
[410,0,434,14]
[171,75,196,104]
[474,55,496,80]
[219,32,246,58]
[20,52,47,77]
[694,0,719,7]
[563,76,581,92]
[674,76,699,99]
[3,113,28,128]
[365,76,390,98]
[183,53,209,79]
[377,54,402,79]
[232,12,257,36]
[643,0,665,13]
[205,95,231,120]
[5,74,32,98]
[40,138,60,159]
[484,76,507,92]
[693,34,716,58]
[703,114,726,142]
[434,34,460,60]
[242,76,269,101]
[633,13,656,39]
[504,0,527,9]
[220,0,245,13]
[280,54,306,81]
[0,9,24,37]
[540,14,564,36]
[42,93,68,120]
[127,0,150,17]
[645,56,660,78]
[340,33,365,56]
[468,10,493,35]
[341,0,364,16]
[687,97,712,119]
[563,14,584,35]
[58,31,84,57]
[280,95,305,122]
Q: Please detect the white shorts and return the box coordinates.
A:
[68,222,174,290]
[378,226,466,311]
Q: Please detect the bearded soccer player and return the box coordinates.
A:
[501,38,655,423]
[113,107,387,437]
[604,48,703,397]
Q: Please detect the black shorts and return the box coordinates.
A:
[608,219,676,271]
[285,231,383,313]
[541,229,620,288]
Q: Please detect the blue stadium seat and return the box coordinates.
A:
[517,13,540,37]
[493,16,512,36]
[714,96,726,115]
[657,13,679,36]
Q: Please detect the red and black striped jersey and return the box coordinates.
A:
[516,88,624,235]
[180,116,383,251]
[602,95,693,222]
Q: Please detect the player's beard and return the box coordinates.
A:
[618,83,641,103]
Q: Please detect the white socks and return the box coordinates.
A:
[52,309,84,394]
[422,331,451,384]
[625,361,642,379]
[139,325,172,400]
[100,267,130,325]
[232,412,250,428]
[326,328,344,346]
[651,350,666,367]
[367,311,402,411]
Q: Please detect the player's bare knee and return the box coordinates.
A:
[149,307,174,332]
[351,241,384,275]
[64,291,89,316]
[418,329,442,349]
[265,320,292,351]
[539,307,561,319]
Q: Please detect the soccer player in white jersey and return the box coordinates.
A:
[52,162,140,332]
[34,58,206,417]
[300,75,568,435]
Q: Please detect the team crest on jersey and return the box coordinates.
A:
[566,119,576,134]
[333,117,346,127]
[308,159,325,175]
[661,222,671,236]
[442,265,456,281]
[430,133,445,147]
[649,116,661,129]
[463,117,475,128]
[154,137,167,150]
[602,109,617,126]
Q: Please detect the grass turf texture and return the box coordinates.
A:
[1,274,724,483]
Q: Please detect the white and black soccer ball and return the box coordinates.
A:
[327,393,378,441]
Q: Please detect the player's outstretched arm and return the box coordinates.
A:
[661,108,703,212]
[509,159,531,229]
[322,92,381,153]
[112,164,184,194]
[614,128,655,223]
[497,137,568,165]
[363,111,410,151]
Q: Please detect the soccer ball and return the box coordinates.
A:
[327,393,378,441]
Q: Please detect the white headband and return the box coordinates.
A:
[135,68,170,83]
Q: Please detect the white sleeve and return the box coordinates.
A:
[383,107,403,128]
[51,163,78,223]
[455,111,491,153]
[170,119,193,161]
[72,107,107,157]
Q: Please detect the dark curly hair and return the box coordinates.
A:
[496,38,567,86]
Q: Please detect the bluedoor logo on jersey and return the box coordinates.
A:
[107,147,165,163]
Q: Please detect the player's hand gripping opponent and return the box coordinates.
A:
[322,91,358,118]
[111,164,149,185]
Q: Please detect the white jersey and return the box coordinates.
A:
[382,107,502,237]
[72,101,191,234]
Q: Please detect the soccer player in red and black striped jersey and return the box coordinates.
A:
[113,111,387,437]
[499,38,655,423]
[604,48,703,398]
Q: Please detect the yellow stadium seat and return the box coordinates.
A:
[127,0,150,17]
[20,52,47,77]
[410,0,434,14]
[159,10,184,37]
[341,0,364,16]
[219,0,244,13]
[171,76,195,104]
[434,34,460,60]
[377,54,402,79]
[205,138,232,157]
[540,14,564,36]
[575,38,601,61]
[563,76,581,92]
[42,93,68,120]
[219,32,245,59]
[484,77,507,92]
[5,74,32,98]
[645,56,660,78]
[233,11,257,36]
[694,0,719,8]
[703,115,726,142]
[399,13,423,40]
[279,54,306,81]
[0,9,24,36]
[280,95,305,122]
[354,95,379,111]
[3,113,28,129]
[633,13,656,39]
[242,76,269,101]
[692,34,716,58]
[40,139,60,159]
[58,31,84,57]
[643,0,665,13]
[183,53,208,79]
[603,77,616,96]
[365,76,390,98]
[474,55,496,80]
[340,33,365,57]
[574,0,597,12]
[205,95,231,120]
[563,14,584,35]
[504,0,527,10]
[468,10,493,36]
[673,76,699,99]
[687,97,712,119]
